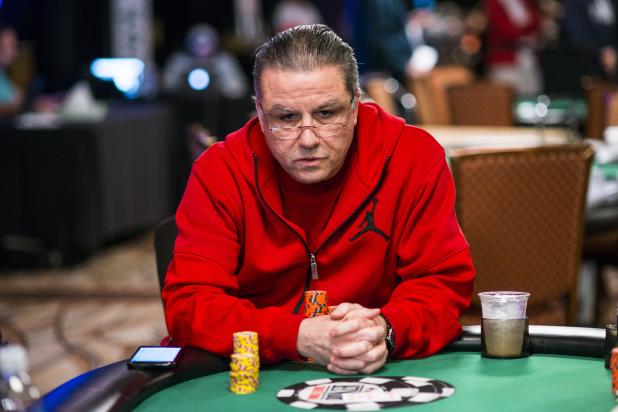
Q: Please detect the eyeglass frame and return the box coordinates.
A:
[256,96,358,141]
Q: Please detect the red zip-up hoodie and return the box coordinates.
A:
[162,102,475,363]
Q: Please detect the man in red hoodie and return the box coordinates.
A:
[163,24,475,375]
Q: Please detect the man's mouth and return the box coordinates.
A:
[296,157,323,166]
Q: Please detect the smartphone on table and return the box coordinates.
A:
[127,346,184,369]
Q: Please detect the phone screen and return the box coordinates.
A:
[127,346,183,368]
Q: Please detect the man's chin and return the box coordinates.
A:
[289,169,329,185]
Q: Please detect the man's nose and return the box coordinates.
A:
[297,126,320,148]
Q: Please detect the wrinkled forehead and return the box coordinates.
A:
[256,63,349,96]
[257,66,351,111]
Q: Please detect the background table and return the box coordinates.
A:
[424,125,570,150]
[0,102,178,264]
[30,326,613,412]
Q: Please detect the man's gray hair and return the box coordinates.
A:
[253,24,360,98]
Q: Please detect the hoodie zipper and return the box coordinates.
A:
[253,154,391,313]
[310,254,319,280]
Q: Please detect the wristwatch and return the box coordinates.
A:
[380,314,395,355]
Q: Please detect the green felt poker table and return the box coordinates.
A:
[29,326,615,412]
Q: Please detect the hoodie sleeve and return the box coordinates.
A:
[380,155,475,359]
[162,148,304,364]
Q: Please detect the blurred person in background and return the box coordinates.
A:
[564,0,617,81]
[0,20,23,116]
[162,23,248,99]
[348,0,416,87]
[484,0,543,97]
[271,0,323,33]
[346,0,437,116]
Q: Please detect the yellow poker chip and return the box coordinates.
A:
[230,370,259,392]
[230,382,258,394]
[233,331,260,367]
[230,385,257,395]
[230,353,259,372]
[229,372,259,382]
[233,331,259,352]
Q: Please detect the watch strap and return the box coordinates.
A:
[380,313,395,355]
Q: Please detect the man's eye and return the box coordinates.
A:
[317,110,333,118]
[278,114,297,123]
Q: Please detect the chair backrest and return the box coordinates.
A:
[411,65,474,125]
[447,82,514,126]
[450,144,593,324]
[154,216,178,291]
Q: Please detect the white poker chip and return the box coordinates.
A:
[276,376,455,410]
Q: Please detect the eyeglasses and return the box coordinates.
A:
[258,97,357,141]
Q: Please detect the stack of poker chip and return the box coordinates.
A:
[304,290,334,318]
[303,291,335,363]
[609,347,618,396]
[230,331,259,394]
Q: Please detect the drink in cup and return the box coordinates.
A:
[479,291,530,359]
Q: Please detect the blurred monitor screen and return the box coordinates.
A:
[89,58,144,99]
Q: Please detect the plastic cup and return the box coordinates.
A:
[479,291,530,358]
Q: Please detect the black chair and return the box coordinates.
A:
[154,216,178,291]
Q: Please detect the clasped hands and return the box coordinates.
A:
[296,303,388,375]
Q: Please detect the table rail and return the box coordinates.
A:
[445,325,605,358]
[27,348,227,412]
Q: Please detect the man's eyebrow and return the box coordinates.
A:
[267,100,342,113]
[270,104,296,113]
[315,100,341,110]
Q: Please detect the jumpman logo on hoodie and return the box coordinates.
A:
[350,198,390,242]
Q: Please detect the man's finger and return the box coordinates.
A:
[328,355,366,372]
[349,325,385,344]
[331,339,372,358]
[356,341,387,363]
[329,318,361,337]
[327,362,362,375]
[330,317,375,338]
[359,350,388,374]
[342,307,381,321]
[329,302,362,320]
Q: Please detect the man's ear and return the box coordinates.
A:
[353,90,361,126]
[253,96,267,134]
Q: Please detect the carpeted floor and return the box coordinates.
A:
[0,232,167,396]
